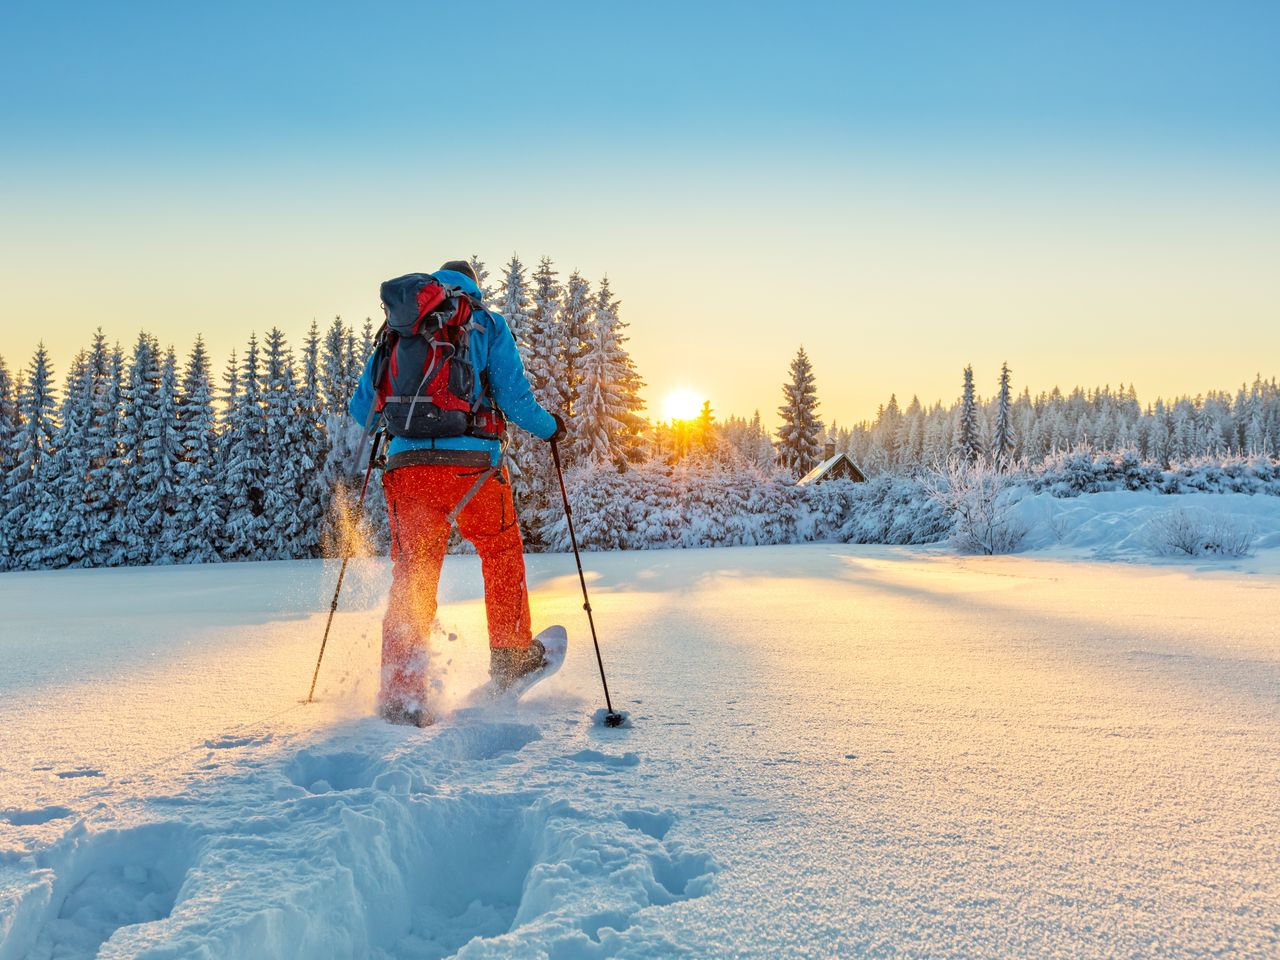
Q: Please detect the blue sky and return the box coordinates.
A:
[2,1,1278,421]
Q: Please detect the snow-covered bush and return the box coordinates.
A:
[1161,457,1280,496]
[1145,507,1254,558]
[829,475,953,545]
[924,458,1028,555]
[1030,449,1280,499]
[536,462,953,552]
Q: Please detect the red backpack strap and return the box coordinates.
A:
[413,282,448,334]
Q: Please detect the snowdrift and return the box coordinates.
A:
[1010,489,1280,563]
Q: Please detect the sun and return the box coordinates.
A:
[663,388,704,423]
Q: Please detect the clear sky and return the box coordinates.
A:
[2,0,1278,425]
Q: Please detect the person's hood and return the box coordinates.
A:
[434,269,483,301]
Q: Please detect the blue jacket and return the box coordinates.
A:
[348,269,556,464]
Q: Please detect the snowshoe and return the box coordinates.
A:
[490,637,548,691]
[463,626,568,707]
[379,698,434,728]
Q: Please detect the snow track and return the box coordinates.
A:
[2,542,1278,957]
[6,715,716,960]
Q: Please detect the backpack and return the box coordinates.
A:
[370,273,506,441]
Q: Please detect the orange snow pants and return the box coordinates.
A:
[381,463,533,695]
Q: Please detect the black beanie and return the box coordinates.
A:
[439,260,478,282]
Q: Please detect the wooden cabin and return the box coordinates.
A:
[797,441,868,485]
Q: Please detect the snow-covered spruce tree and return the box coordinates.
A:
[572,277,646,468]
[693,400,718,460]
[494,255,535,496]
[560,271,594,427]
[993,362,1015,465]
[872,394,902,468]
[954,365,982,464]
[0,354,18,569]
[221,335,271,561]
[357,319,376,377]
[1014,388,1036,463]
[1245,381,1266,455]
[321,317,351,415]
[295,321,329,558]
[261,328,312,561]
[5,345,58,569]
[142,347,182,563]
[775,346,823,477]
[218,348,239,435]
[748,410,775,469]
[468,254,494,302]
[518,257,566,546]
[598,277,646,463]
[573,320,620,467]
[526,257,565,416]
[497,255,532,343]
[78,334,121,567]
[115,333,162,565]
[922,404,952,467]
[45,342,119,568]
[896,396,924,467]
[167,337,223,563]
[35,353,91,569]
[98,344,130,566]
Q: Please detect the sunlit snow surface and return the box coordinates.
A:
[2,537,1278,957]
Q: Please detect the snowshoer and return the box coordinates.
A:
[348,260,564,727]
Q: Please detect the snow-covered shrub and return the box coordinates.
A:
[831,475,953,545]
[924,458,1028,555]
[1030,449,1280,499]
[536,461,952,551]
[1145,507,1254,558]
[794,477,856,542]
[540,462,672,551]
[740,470,800,545]
[1162,456,1280,496]
[1030,448,1163,497]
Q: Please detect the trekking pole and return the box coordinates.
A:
[551,439,625,728]
[305,431,384,704]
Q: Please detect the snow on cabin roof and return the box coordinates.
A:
[797,452,866,485]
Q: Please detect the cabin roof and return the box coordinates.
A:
[797,452,867,485]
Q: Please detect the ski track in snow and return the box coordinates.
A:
[2,534,1280,957]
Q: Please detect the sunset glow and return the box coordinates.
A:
[662,388,704,423]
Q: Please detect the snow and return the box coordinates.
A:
[2,543,1279,957]
[1011,489,1280,566]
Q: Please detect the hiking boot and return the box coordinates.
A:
[489,638,547,692]
[379,698,434,728]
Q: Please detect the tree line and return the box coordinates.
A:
[4,260,1278,571]
[0,255,647,571]
[834,366,1280,474]
[686,357,1280,478]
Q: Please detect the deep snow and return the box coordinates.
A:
[1011,488,1280,562]
[2,525,1279,957]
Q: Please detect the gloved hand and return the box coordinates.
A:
[548,413,567,445]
